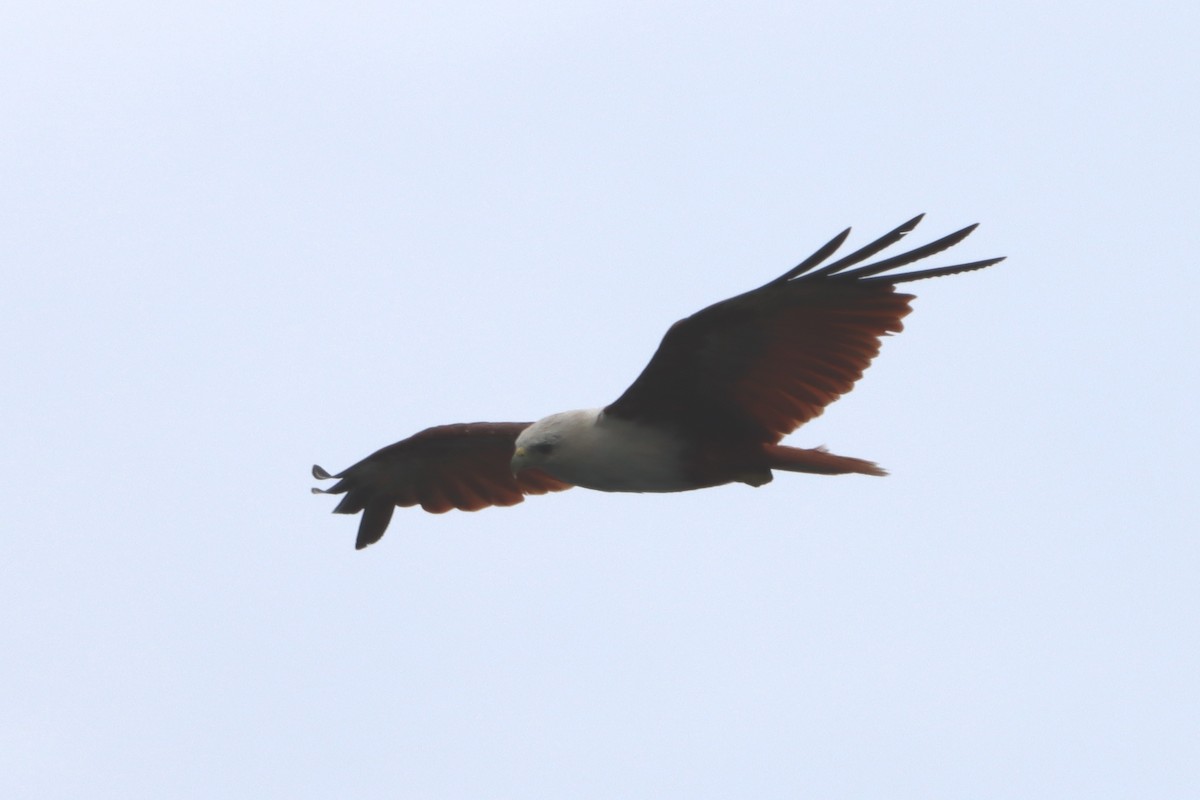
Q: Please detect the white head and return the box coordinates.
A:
[511,408,689,492]
[511,409,600,480]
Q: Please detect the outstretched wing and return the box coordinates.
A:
[604,214,1004,442]
[312,422,573,549]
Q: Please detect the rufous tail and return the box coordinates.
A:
[763,444,887,477]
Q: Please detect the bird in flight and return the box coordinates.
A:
[313,214,1003,549]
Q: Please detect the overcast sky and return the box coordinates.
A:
[3,1,1198,797]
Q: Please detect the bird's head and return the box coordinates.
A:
[511,409,598,477]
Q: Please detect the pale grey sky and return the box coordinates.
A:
[3,1,1198,797]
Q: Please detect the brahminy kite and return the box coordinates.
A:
[313,214,1003,549]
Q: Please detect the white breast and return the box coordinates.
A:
[522,409,692,493]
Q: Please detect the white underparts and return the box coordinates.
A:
[513,409,693,492]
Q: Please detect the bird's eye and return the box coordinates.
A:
[531,443,554,455]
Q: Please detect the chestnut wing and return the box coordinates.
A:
[313,422,572,549]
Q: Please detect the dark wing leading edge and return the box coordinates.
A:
[604,215,1004,443]
[312,422,573,549]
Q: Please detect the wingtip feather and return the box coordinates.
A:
[355,500,396,550]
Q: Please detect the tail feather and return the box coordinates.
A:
[763,443,886,477]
